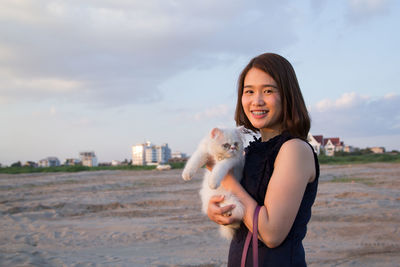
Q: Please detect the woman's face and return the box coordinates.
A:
[241,67,282,134]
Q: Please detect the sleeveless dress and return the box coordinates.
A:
[227,132,319,267]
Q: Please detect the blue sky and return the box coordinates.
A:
[1,0,399,165]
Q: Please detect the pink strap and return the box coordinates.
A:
[241,228,252,267]
[241,205,262,267]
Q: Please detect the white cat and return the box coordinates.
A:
[182,127,245,239]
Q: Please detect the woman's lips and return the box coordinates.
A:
[251,110,268,119]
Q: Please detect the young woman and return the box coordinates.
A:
[207,53,319,266]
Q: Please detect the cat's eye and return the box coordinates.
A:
[223,143,231,149]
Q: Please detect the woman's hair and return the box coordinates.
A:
[234,53,310,140]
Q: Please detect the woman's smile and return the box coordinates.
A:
[251,109,269,118]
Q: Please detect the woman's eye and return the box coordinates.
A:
[244,89,253,94]
[264,89,273,94]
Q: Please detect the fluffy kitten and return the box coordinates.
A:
[182,127,245,239]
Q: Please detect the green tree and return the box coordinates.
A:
[11,161,22,167]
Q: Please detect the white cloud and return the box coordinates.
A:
[0,0,298,108]
[315,92,370,111]
[311,92,400,137]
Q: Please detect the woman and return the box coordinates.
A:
[207,53,319,266]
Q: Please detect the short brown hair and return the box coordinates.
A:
[234,53,310,140]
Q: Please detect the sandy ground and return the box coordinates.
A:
[0,163,399,266]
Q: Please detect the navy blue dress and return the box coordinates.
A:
[227,133,319,267]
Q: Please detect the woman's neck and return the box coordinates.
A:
[260,129,281,142]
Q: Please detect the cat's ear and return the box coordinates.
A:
[210,128,222,139]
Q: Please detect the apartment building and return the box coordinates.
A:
[79,151,98,167]
[132,142,171,166]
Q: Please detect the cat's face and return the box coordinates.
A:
[210,128,243,158]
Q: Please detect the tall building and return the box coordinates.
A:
[132,144,146,165]
[132,142,171,166]
[79,151,98,167]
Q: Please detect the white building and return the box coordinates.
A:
[370,147,385,154]
[307,134,323,155]
[132,142,171,166]
[132,144,145,165]
[323,137,344,156]
[38,157,60,167]
[171,151,187,159]
[111,160,121,166]
[307,133,347,156]
[79,151,98,167]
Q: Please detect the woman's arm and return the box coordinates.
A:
[217,139,316,248]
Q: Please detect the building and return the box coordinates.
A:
[171,151,187,159]
[370,147,385,154]
[132,142,171,166]
[169,151,188,163]
[38,157,60,167]
[111,160,121,166]
[64,158,82,166]
[24,161,38,168]
[157,144,172,164]
[307,134,323,155]
[323,137,344,156]
[308,134,347,156]
[344,145,356,153]
[79,151,98,167]
[132,144,145,165]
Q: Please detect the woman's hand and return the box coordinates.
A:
[207,195,237,225]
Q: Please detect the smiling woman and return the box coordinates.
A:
[206,53,319,267]
[235,53,310,140]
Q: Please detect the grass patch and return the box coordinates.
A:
[318,153,400,165]
[0,165,157,174]
[169,162,186,169]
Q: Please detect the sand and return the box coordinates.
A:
[0,163,399,266]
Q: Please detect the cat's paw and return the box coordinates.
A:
[182,170,193,181]
[208,178,220,189]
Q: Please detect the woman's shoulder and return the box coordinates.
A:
[279,138,314,159]
[277,138,317,183]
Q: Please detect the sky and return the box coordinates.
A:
[1,0,399,165]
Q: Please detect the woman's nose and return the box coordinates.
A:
[253,93,265,106]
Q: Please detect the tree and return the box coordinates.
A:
[11,161,22,167]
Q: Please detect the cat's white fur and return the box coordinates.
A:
[182,127,245,239]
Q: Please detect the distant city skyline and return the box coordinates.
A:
[0,132,393,167]
[1,0,399,165]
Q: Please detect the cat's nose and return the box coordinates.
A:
[231,145,237,150]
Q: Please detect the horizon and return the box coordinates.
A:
[1,132,396,166]
[1,0,400,166]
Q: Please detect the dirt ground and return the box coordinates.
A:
[0,163,399,266]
